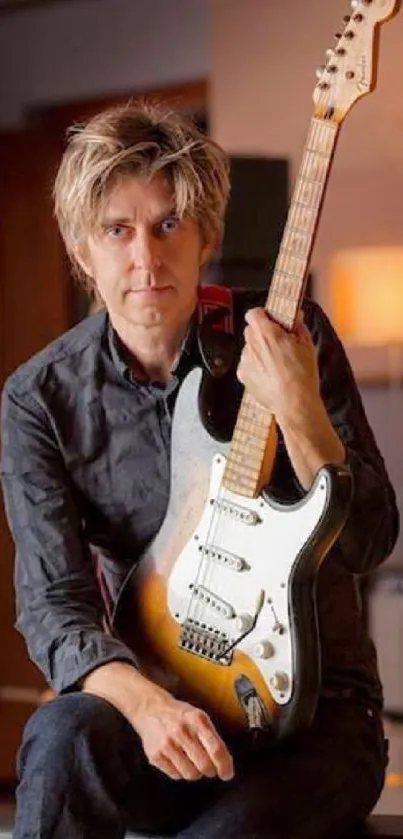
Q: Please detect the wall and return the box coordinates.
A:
[0,0,209,127]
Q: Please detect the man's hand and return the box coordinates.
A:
[237,307,345,488]
[237,307,320,425]
[133,690,234,782]
[82,661,234,782]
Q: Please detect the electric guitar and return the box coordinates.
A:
[115,0,400,740]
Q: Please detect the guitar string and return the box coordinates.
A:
[184,104,338,649]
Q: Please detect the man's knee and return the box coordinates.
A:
[19,692,127,772]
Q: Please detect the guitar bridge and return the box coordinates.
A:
[179,620,232,664]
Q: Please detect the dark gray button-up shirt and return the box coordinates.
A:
[0,290,399,708]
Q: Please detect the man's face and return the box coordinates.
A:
[78,173,213,335]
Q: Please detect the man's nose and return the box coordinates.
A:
[131,231,161,271]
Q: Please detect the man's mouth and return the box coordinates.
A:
[127,285,171,294]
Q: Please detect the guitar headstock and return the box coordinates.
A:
[313,0,401,123]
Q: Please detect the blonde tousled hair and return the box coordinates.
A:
[53,100,231,288]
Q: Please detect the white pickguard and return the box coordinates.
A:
[167,452,330,705]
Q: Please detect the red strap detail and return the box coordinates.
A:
[197,284,234,334]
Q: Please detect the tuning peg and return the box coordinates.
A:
[343,14,351,22]
[351,0,360,9]
[316,65,326,78]
[334,31,343,40]
[325,49,334,59]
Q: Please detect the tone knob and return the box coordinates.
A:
[234,613,254,634]
[252,641,275,660]
[269,671,289,692]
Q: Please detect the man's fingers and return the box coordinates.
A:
[195,718,234,781]
[154,754,182,781]
[154,744,203,782]
[181,728,218,778]
[166,742,204,781]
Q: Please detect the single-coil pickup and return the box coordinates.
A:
[211,498,261,525]
[201,546,246,571]
[191,585,235,619]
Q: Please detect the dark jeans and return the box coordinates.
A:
[13,692,388,839]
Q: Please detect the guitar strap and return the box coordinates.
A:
[196,284,236,379]
[197,283,234,335]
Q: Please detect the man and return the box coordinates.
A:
[0,101,398,839]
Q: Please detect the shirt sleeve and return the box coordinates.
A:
[0,382,139,694]
[307,301,399,575]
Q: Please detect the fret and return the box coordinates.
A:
[233,432,268,447]
[230,445,265,461]
[295,178,322,204]
[292,200,316,212]
[273,267,304,283]
[231,433,270,452]
[225,462,261,481]
[277,247,306,262]
[280,231,311,260]
[224,480,256,498]
[229,460,265,479]
[234,405,271,423]
[298,174,323,188]
[302,155,329,182]
[241,406,272,424]
[284,224,311,238]
[225,452,264,472]
[224,464,262,489]
[275,255,306,280]
[225,466,257,483]
[228,434,265,453]
[267,289,298,307]
[304,146,329,159]
[225,478,257,493]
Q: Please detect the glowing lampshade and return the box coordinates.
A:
[329,247,403,346]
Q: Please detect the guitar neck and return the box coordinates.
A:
[267,116,339,328]
[223,116,340,498]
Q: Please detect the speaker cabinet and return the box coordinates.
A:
[207,156,289,290]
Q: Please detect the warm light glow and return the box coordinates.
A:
[329,247,403,345]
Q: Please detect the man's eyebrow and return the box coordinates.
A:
[100,207,178,229]
[99,216,132,228]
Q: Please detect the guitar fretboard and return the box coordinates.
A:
[223,117,340,497]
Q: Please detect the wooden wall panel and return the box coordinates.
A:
[0,126,71,782]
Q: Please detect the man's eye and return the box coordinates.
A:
[107,226,128,239]
[160,217,180,234]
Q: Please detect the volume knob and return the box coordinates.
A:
[269,671,289,693]
[234,614,254,634]
[252,641,275,660]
